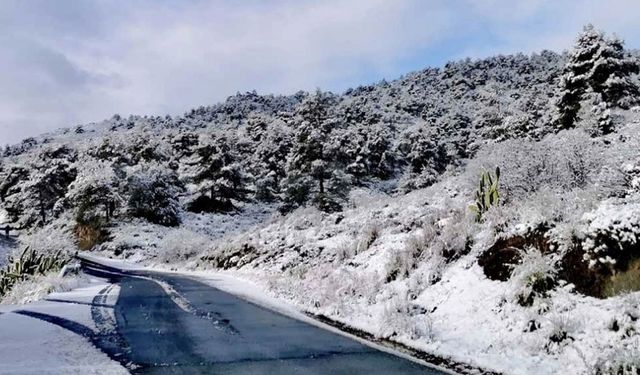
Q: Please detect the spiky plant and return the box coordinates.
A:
[0,247,66,298]
[470,167,501,222]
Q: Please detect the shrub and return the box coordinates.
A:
[356,222,381,253]
[377,296,434,340]
[386,230,431,282]
[202,242,259,269]
[582,200,640,271]
[466,130,617,202]
[545,312,579,352]
[156,229,211,263]
[74,219,109,250]
[594,345,640,375]
[0,247,66,298]
[511,249,557,306]
[334,239,357,262]
[432,208,475,261]
[126,166,182,226]
[603,258,640,297]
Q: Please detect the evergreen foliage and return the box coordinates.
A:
[126,166,183,226]
[0,26,637,229]
[556,24,639,132]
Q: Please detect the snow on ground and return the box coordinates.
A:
[94,203,277,264]
[5,124,640,374]
[98,172,640,375]
[0,313,126,375]
[1,273,91,305]
[0,278,126,375]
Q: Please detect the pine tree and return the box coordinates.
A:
[555,24,639,132]
[246,113,270,143]
[282,89,345,212]
[170,131,200,159]
[397,126,447,191]
[185,135,249,212]
[556,73,584,130]
[589,31,639,108]
[341,125,395,182]
[211,163,249,211]
[251,120,293,202]
[364,125,396,179]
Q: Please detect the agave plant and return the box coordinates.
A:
[0,247,67,298]
[470,167,501,222]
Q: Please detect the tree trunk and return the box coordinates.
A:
[38,188,46,224]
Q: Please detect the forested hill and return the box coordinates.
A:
[0,38,636,231]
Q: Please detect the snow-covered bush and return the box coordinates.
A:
[468,130,612,200]
[593,342,640,375]
[581,199,640,269]
[545,311,580,352]
[378,296,433,340]
[0,247,67,298]
[21,223,76,257]
[377,296,412,339]
[386,235,427,281]
[125,165,183,226]
[288,206,325,231]
[355,221,381,254]
[511,249,557,307]
[156,228,211,263]
[333,239,357,262]
[407,262,445,298]
[1,272,88,305]
[432,207,475,261]
[202,241,259,270]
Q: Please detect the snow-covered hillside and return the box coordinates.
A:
[2,25,640,374]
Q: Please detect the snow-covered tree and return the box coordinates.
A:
[556,24,639,132]
[66,158,123,225]
[170,131,200,159]
[183,135,249,212]
[125,165,183,226]
[283,90,346,212]
[245,113,270,143]
[250,119,293,202]
[397,126,447,191]
[340,124,396,182]
[1,147,78,228]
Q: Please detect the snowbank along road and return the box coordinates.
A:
[1,255,452,374]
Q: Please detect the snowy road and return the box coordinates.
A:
[0,257,450,374]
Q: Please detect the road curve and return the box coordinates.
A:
[77,257,450,374]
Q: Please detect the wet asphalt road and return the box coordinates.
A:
[76,258,449,374]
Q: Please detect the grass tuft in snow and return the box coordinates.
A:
[593,342,640,375]
[511,249,558,307]
[0,247,68,298]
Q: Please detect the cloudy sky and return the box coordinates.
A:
[1,0,640,145]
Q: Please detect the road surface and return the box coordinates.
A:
[10,257,451,374]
